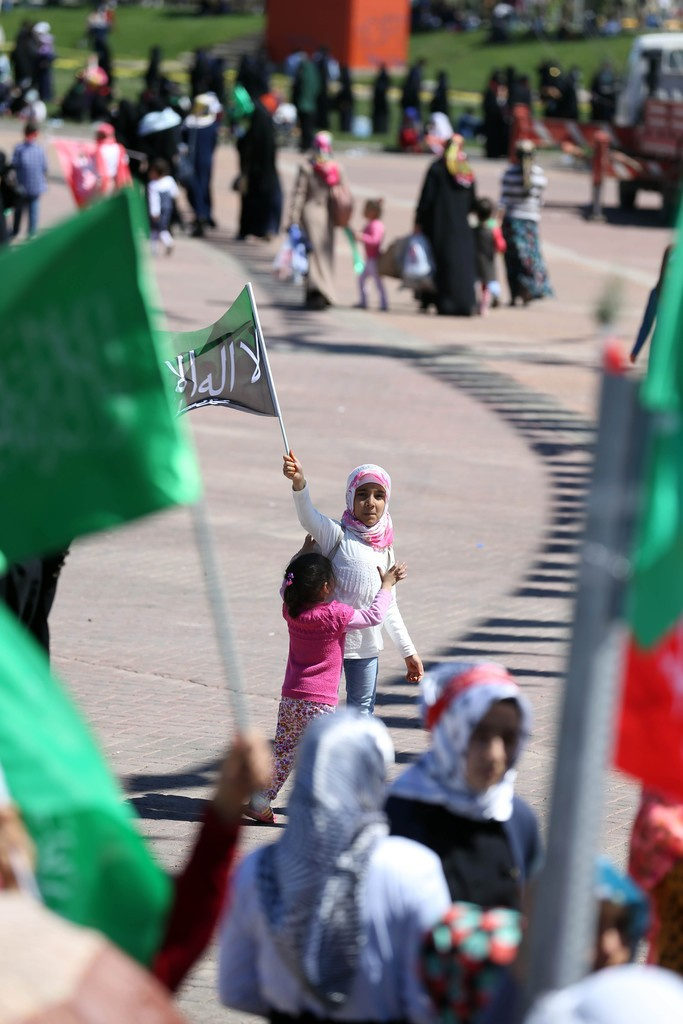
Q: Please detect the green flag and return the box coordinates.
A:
[629,240,683,648]
[0,601,171,963]
[0,188,201,565]
[163,286,279,417]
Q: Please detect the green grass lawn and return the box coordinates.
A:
[0,7,263,63]
[408,28,637,93]
[0,7,647,135]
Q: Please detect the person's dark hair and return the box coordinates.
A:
[283,553,335,618]
[151,157,171,177]
[24,121,38,138]
[475,197,494,222]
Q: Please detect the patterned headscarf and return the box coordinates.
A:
[311,130,340,186]
[444,134,474,188]
[257,711,393,1007]
[422,902,523,1024]
[341,464,394,550]
[389,661,532,821]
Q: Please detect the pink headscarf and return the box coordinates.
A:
[311,130,340,186]
[341,464,394,550]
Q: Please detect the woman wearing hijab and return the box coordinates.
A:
[288,130,349,310]
[386,661,542,908]
[430,71,451,121]
[219,711,450,1023]
[233,84,281,241]
[182,92,221,237]
[499,139,552,305]
[414,134,478,316]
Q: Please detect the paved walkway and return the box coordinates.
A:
[1,122,669,1021]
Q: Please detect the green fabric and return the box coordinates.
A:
[0,601,171,963]
[297,58,321,114]
[629,239,683,647]
[0,188,201,565]
[232,83,255,119]
[163,286,278,417]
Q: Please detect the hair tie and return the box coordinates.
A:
[285,572,294,587]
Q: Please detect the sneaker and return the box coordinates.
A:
[243,795,276,825]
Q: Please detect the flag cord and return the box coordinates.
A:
[190,500,249,733]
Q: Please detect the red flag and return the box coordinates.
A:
[52,138,132,209]
[52,139,100,208]
[616,623,683,799]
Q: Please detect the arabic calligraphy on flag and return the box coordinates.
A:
[164,287,278,417]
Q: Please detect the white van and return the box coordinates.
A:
[616,32,683,125]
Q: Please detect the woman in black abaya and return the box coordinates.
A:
[235,87,282,240]
[415,134,477,317]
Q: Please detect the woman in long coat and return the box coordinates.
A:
[289,130,347,310]
[235,86,281,240]
[415,134,477,316]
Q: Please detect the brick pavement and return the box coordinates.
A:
[0,121,670,1021]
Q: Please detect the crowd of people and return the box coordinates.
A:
[0,19,682,1024]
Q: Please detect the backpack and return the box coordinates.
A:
[329,181,354,228]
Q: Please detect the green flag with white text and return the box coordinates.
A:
[0,600,171,963]
[0,188,201,566]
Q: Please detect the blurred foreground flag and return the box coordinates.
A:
[615,239,683,798]
[0,189,201,565]
[0,600,171,963]
[163,286,278,417]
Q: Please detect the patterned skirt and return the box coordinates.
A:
[502,216,553,300]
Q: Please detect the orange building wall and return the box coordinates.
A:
[266,0,409,70]
[348,0,409,70]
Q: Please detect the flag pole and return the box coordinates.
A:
[522,360,648,1012]
[190,499,249,733]
[246,282,290,454]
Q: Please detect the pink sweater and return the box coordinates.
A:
[281,590,392,704]
[360,219,385,260]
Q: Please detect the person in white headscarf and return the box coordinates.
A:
[524,964,683,1024]
[218,711,450,1024]
[282,451,423,714]
[387,660,542,908]
[424,111,454,155]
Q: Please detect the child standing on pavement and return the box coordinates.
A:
[283,452,424,715]
[474,196,506,315]
[356,198,388,311]
[147,157,179,256]
[244,551,405,824]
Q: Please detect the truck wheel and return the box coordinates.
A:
[619,181,637,210]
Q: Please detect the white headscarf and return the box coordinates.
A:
[257,711,394,1007]
[525,965,683,1024]
[389,661,531,822]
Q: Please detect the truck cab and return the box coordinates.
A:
[616,32,683,126]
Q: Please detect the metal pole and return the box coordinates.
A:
[246,282,290,454]
[190,499,249,733]
[523,366,648,1008]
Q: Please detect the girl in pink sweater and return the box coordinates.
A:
[356,198,388,311]
[244,551,405,824]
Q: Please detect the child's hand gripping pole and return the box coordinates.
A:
[283,450,306,491]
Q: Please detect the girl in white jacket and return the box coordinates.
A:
[283,451,423,714]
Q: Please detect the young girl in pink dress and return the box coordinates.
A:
[356,198,388,311]
[244,551,405,824]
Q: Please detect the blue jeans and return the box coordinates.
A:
[13,195,40,238]
[344,657,379,715]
